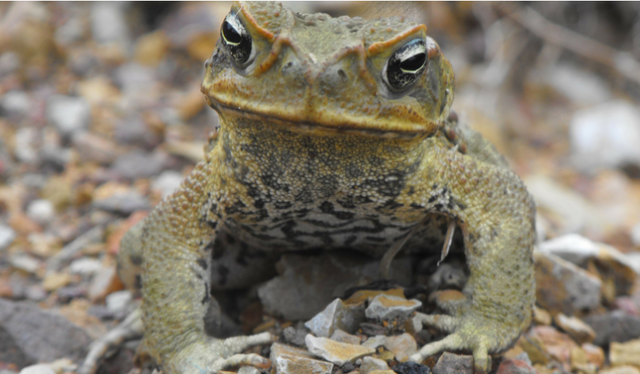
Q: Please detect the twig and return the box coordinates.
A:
[496,4,640,86]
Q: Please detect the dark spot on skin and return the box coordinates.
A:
[345,236,357,246]
[212,240,225,260]
[407,186,415,196]
[129,254,142,266]
[197,258,208,271]
[410,203,423,209]
[274,201,292,209]
[428,195,437,203]
[434,203,444,211]
[432,184,438,189]
[217,265,229,286]
[226,233,236,245]
[254,199,265,208]
[135,275,142,289]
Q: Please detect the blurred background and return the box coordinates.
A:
[1,1,640,371]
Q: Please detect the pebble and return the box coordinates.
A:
[530,326,577,363]
[92,192,150,215]
[46,95,91,138]
[88,264,123,301]
[237,367,260,374]
[26,199,55,226]
[600,367,640,374]
[9,254,40,273]
[18,365,55,374]
[392,362,431,374]
[539,234,637,298]
[71,131,119,165]
[152,170,184,199]
[570,100,640,172]
[0,223,16,250]
[553,313,596,344]
[305,334,375,366]
[362,334,418,362]
[496,358,537,374]
[532,306,552,326]
[583,310,640,346]
[69,258,103,276]
[111,150,168,180]
[330,329,361,345]
[90,2,130,47]
[0,298,91,365]
[582,343,605,368]
[283,326,309,347]
[105,290,132,313]
[42,272,72,291]
[361,356,389,374]
[305,298,365,338]
[631,222,640,247]
[365,294,421,322]
[270,342,333,374]
[0,90,31,117]
[524,175,600,234]
[533,249,602,315]
[432,352,473,374]
[610,339,640,368]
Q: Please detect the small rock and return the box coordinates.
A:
[330,329,361,345]
[0,298,91,365]
[524,176,600,234]
[9,254,40,273]
[570,100,640,171]
[111,150,168,180]
[69,258,103,276]
[392,362,431,374]
[610,339,640,368]
[600,367,640,374]
[365,295,421,322]
[237,367,260,374]
[582,343,605,368]
[570,346,598,374]
[71,132,119,165]
[404,313,423,334]
[105,290,132,314]
[18,365,55,374]
[153,171,184,198]
[631,223,640,247]
[0,90,31,117]
[362,334,417,362]
[25,199,55,226]
[539,234,637,298]
[361,356,389,374]
[383,334,417,362]
[533,249,602,315]
[432,352,473,374]
[42,272,72,291]
[88,264,123,301]
[530,326,577,363]
[532,306,552,326]
[305,334,375,366]
[496,358,537,374]
[583,310,640,346]
[283,326,308,347]
[92,192,150,215]
[270,342,333,374]
[370,371,396,374]
[0,224,16,250]
[305,298,366,338]
[553,313,596,344]
[46,95,91,138]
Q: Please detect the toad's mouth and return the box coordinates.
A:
[207,97,437,139]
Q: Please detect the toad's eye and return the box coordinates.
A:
[221,13,253,66]
[384,39,427,91]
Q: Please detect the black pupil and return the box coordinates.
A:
[401,53,426,72]
[223,20,242,44]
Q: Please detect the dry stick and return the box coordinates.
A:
[498,4,640,86]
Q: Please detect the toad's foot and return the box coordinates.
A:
[167,332,274,374]
[408,291,517,374]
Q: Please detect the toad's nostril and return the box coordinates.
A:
[337,69,347,82]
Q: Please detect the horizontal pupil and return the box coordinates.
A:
[400,53,426,72]
[223,21,242,44]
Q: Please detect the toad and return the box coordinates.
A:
[118,2,536,373]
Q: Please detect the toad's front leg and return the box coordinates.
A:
[408,147,536,373]
[140,161,273,374]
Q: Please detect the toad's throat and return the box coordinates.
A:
[209,98,434,139]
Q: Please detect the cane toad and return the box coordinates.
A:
[120,2,536,373]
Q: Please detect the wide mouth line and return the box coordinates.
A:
[212,100,427,137]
